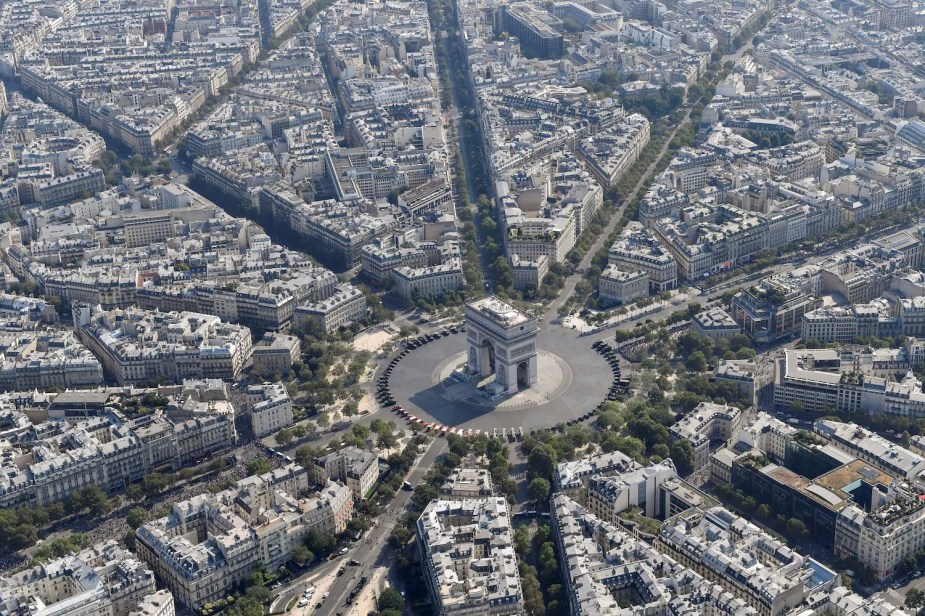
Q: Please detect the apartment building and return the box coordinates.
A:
[259,187,393,268]
[554,451,638,502]
[251,333,301,377]
[731,412,798,464]
[577,114,651,186]
[397,179,452,217]
[510,254,548,291]
[438,468,493,500]
[653,206,769,282]
[505,215,576,265]
[598,265,648,306]
[551,495,758,616]
[494,3,564,58]
[665,148,718,193]
[715,359,760,405]
[0,330,103,392]
[801,302,890,343]
[136,465,351,610]
[729,441,925,581]
[746,141,825,182]
[813,419,925,480]
[311,445,380,502]
[586,460,678,520]
[122,212,175,249]
[360,238,434,285]
[294,283,367,333]
[691,307,741,339]
[730,278,822,343]
[416,498,523,616]
[33,168,107,209]
[773,347,925,417]
[75,305,253,384]
[656,507,838,616]
[127,591,175,616]
[186,106,262,158]
[392,259,464,303]
[607,222,677,292]
[669,402,743,472]
[0,540,167,616]
[0,386,237,509]
[246,383,293,438]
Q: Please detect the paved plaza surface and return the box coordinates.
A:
[386,323,613,430]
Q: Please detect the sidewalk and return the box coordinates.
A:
[564,289,699,335]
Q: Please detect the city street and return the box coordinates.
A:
[271,439,448,616]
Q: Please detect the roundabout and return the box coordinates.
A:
[379,297,618,431]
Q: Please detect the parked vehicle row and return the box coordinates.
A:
[376,325,465,409]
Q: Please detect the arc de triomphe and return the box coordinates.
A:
[464,296,538,395]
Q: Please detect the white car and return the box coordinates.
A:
[298,599,309,607]
[322,592,330,600]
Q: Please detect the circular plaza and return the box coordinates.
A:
[382,297,616,431]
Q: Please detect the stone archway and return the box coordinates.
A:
[517,361,529,389]
[465,296,539,395]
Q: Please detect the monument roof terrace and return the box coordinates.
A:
[467,296,534,330]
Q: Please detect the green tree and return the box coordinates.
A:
[245,584,272,604]
[685,351,708,372]
[226,595,264,616]
[352,423,370,440]
[514,525,531,556]
[527,478,551,503]
[126,507,150,530]
[527,444,557,481]
[276,428,293,446]
[295,445,319,468]
[596,409,623,430]
[399,324,419,338]
[249,562,269,587]
[81,486,112,516]
[378,430,398,450]
[246,456,272,476]
[627,417,669,451]
[412,483,439,510]
[600,434,645,459]
[304,529,336,556]
[0,510,37,549]
[378,588,405,611]
[490,256,514,289]
[291,545,314,565]
[670,439,695,475]
[371,418,390,434]
[388,524,413,549]
[141,473,170,498]
[906,588,924,609]
[786,517,808,539]
[125,484,144,501]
